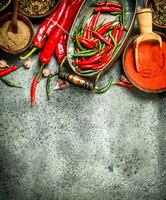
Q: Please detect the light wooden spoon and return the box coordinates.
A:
[7,0,19,34]
[134,8,162,72]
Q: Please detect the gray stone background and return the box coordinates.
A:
[0,0,166,199]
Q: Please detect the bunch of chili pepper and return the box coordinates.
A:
[21,0,70,60]
[71,0,126,74]
[30,0,84,107]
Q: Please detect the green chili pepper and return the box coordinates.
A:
[98,40,102,51]
[95,77,113,94]
[75,49,95,54]
[73,16,86,37]
[46,75,51,101]
[109,32,117,48]
[46,74,56,101]
[120,0,126,25]
[79,69,96,74]
[76,34,85,51]
[72,51,98,57]
[0,77,22,88]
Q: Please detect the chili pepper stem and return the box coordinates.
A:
[20,47,38,60]
[38,63,45,77]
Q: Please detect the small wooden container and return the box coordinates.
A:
[0,12,34,54]
[122,32,166,93]
[18,0,60,19]
[145,0,166,29]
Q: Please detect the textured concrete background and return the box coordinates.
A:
[0,1,166,200]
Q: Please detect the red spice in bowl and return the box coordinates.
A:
[123,33,166,92]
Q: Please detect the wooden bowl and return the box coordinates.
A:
[122,32,166,93]
[0,0,11,11]
[145,0,166,29]
[0,12,34,54]
[18,0,60,19]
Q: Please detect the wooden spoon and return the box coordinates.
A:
[7,0,19,33]
[134,8,162,72]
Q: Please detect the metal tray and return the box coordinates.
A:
[66,0,137,78]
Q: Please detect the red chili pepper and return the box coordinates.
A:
[0,65,18,77]
[112,24,118,40]
[55,34,67,64]
[83,23,89,39]
[93,31,113,46]
[33,0,68,48]
[72,55,102,65]
[79,48,114,70]
[87,12,100,38]
[33,25,47,49]
[94,6,122,13]
[44,0,68,36]
[117,24,125,43]
[96,21,112,35]
[90,46,111,59]
[40,0,84,65]
[94,2,122,8]
[117,81,133,88]
[31,76,39,108]
[78,36,96,49]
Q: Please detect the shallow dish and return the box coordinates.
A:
[0,12,34,54]
[66,0,137,77]
[18,0,60,19]
[123,32,166,93]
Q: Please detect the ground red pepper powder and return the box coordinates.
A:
[124,40,166,91]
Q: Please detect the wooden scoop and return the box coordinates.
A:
[134,8,162,72]
[7,0,19,33]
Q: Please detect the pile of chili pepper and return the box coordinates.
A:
[19,0,127,107]
[71,0,126,74]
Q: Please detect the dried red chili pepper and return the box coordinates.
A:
[93,2,122,8]
[117,24,125,43]
[0,65,19,77]
[94,6,121,13]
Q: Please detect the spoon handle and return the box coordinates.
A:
[12,0,19,26]
[136,8,152,34]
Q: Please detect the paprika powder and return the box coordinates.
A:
[124,38,166,91]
